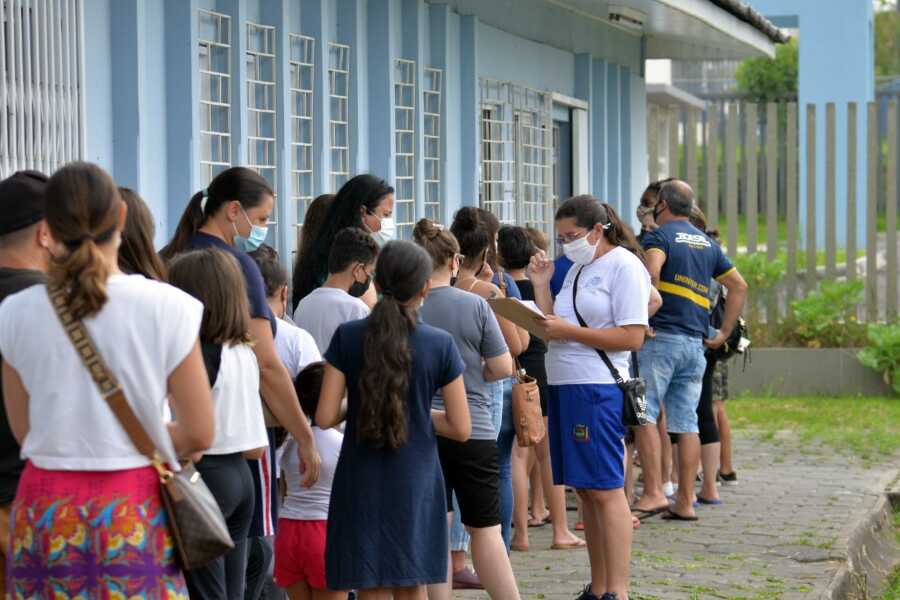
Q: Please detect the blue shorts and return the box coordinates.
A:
[639,331,707,434]
[547,384,626,490]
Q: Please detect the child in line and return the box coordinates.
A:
[275,362,345,600]
[316,241,471,599]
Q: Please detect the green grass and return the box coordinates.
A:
[876,508,900,599]
[728,396,900,461]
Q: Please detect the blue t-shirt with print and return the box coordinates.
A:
[642,220,734,338]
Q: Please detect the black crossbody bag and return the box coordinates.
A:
[571,267,650,428]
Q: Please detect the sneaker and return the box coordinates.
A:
[661,481,675,497]
[718,471,738,485]
[600,594,619,600]
[452,567,484,590]
[575,583,601,600]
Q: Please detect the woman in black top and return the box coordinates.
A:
[498,226,585,552]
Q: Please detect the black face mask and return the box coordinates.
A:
[348,268,371,298]
[652,202,665,222]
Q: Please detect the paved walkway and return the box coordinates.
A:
[455,433,899,600]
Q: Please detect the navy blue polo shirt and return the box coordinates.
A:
[642,220,734,338]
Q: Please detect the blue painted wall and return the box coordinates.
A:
[77,0,649,257]
[751,0,875,247]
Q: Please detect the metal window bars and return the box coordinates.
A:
[328,43,350,191]
[394,58,416,240]
[423,67,442,224]
[479,79,553,241]
[246,22,277,245]
[1,0,84,177]
[198,9,231,186]
[289,33,314,252]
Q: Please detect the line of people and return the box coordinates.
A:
[0,161,746,600]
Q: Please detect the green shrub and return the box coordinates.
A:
[787,280,866,348]
[858,323,900,395]
[733,252,785,343]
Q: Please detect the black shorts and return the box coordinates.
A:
[436,437,501,528]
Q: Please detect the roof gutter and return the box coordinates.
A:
[707,0,791,44]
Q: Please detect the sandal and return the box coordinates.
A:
[550,538,587,550]
[661,509,698,521]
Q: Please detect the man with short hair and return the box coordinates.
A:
[634,180,747,521]
[0,170,52,589]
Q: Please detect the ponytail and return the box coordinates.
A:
[161,167,273,261]
[412,218,458,270]
[44,163,121,319]
[357,241,433,450]
[600,203,645,263]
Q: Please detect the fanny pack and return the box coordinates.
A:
[571,267,650,428]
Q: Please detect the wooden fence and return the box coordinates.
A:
[648,100,900,325]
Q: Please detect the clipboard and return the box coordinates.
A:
[487,298,549,341]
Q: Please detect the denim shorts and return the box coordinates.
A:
[638,331,707,434]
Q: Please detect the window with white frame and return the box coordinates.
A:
[246,23,277,242]
[480,81,515,224]
[198,9,231,186]
[394,59,416,240]
[1,0,84,177]
[289,34,314,245]
[328,43,350,191]
[423,68,442,224]
[515,88,553,239]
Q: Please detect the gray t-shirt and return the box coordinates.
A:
[419,285,508,440]
[293,286,370,354]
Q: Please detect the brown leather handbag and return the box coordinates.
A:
[48,285,234,571]
[512,360,545,447]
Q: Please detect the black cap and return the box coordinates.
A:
[0,170,49,235]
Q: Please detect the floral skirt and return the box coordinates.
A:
[6,461,188,599]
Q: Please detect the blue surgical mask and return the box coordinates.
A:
[234,207,268,252]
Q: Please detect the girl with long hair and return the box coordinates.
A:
[529,195,652,600]
[316,241,470,599]
[0,162,214,597]
[117,187,167,281]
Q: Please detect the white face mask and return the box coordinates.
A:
[563,232,599,266]
[371,217,396,247]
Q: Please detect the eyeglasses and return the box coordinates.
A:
[555,229,589,246]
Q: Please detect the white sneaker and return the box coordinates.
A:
[662,481,675,497]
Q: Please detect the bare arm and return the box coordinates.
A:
[431,375,470,441]
[712,270,748,343]
[527,251,556,315]
[2,360,29,444]
[166,340,216,456]
[644,249,665,287]
[250,317,320,486]
[648,286,663,318]
[483,351,514,382]
[316,362,347,429]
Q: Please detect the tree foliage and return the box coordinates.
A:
[875,9,900,78]
[735,38,798,102]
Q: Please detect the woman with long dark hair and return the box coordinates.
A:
[529,196,651,600]
[292,175,394,310]
[161,167,320,594]
[316,241,470,599]
[293,193,334,286]
[117,187,167,281]
[0,162,214,597]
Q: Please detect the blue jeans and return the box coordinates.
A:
[639,331,707,434]
[494,378,515,550]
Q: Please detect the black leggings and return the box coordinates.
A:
[697,356,721,445]
[185,453,256,600]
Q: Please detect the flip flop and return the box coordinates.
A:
[550,538,587,550]
[697,496,723,505]
[574,521,584,531]
[661,509,698,522]
[630,505,668,521]
[528,515,551,527]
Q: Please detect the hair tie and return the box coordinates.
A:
[381,289,394,298]
[602,222,612,230]
[200,188,209,213]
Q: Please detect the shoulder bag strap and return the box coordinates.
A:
[570,267,626,386]
[47,285,168,472]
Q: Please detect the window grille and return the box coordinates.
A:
[394,59,416,240]
[246,23,277,243]
[1,0,84,177]
[328,43,350,191]
[480,80,515,224]
[289,33,314,246]
[423,67,442,224]
[198,9,231,186]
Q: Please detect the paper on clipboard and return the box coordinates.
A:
[486,297,549,341]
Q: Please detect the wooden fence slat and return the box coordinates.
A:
[705,106,719,229]
[726,104,739,257]
[746,103,758,254]
[887,100,898,321]
[685,108,698,192]
[806,105,817,293]
[866,102,878,321]
[668,105,679,179]
[786,103,798,303]
[847,102,857,282]
[825,103,836,279]
[766,102,778,261]
[648,105,659,183]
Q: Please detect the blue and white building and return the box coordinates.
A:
[1,0,783,272]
